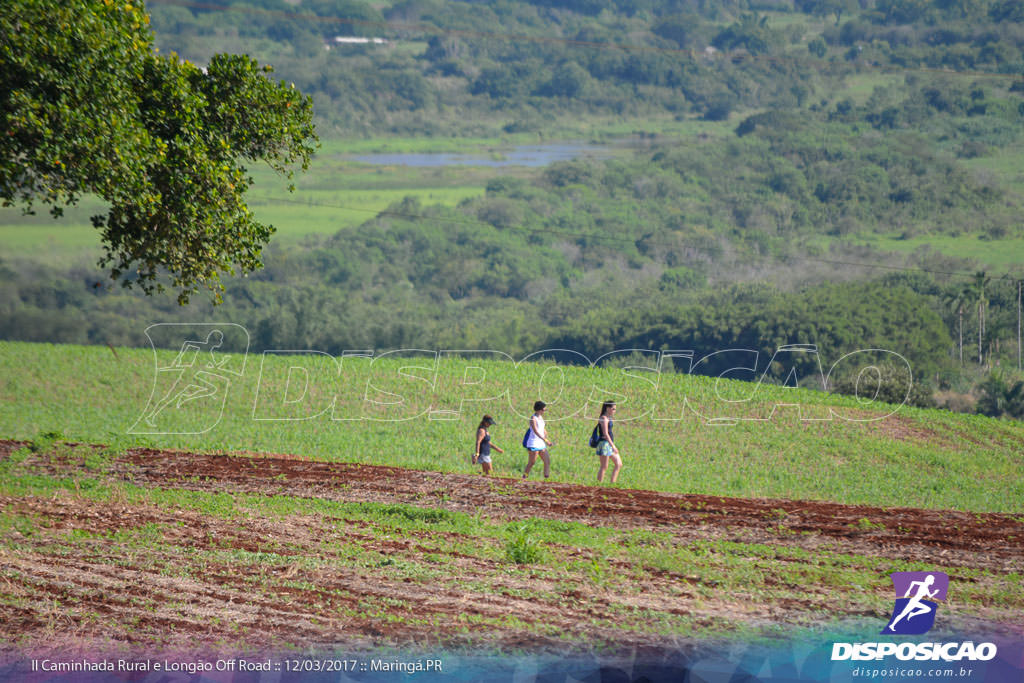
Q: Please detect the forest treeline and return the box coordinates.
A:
[146,0,1024,135]
[4,0,1024,418]
[5,240,1023,414]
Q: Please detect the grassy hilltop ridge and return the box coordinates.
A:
[2,341,1021,513]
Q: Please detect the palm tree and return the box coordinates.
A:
[968,271,991,365]
[943,287,968,365]
[1013,277,1022,371]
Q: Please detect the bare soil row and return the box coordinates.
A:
[1,440,1021,658]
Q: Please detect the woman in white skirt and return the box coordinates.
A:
[523,400,553,479]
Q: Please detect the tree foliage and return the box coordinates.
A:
[0,0,317,303]
[976,372,1024,419]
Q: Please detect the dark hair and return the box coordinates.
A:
[477,415,494,430]
[533,400,546,412]
[600,401,616,416]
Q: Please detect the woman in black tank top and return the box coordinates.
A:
[596,401,622,483]
[473,415,503,475]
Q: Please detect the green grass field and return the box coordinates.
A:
[0,159,489,261]
[962,142,1024,195]
[856,233,1024,274]
[2,341,1021,513]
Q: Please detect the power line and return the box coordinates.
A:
[148,0,1024,82]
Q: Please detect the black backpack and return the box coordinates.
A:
[588,423,601,448]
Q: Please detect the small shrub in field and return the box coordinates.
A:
[506,526,544,564]
[29,430,64,453]
[375,504,457,525]
[83,448,114,472]
[853,517,886,532]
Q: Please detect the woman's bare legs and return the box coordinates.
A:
[523,450,549,478]
[598,454,622,483]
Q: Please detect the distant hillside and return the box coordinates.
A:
[1,0,1023,413]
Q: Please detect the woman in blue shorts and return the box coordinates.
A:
[595,401,621,483]
[473,415,502,475]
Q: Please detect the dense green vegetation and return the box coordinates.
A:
[145,0,1024,136]
[2,0,1024,414]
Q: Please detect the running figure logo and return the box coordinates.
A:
[883,571,949,635]
[130,324,249,435]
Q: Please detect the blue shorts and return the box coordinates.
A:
[476,453,492,464]
[595,440,615,457]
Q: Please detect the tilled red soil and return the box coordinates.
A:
[1,440,1022,657]
[116,445,1024,571]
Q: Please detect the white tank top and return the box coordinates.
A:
[526,414,546,449]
